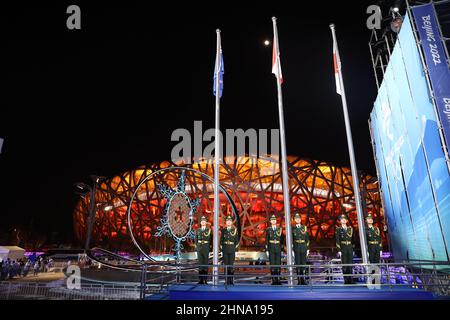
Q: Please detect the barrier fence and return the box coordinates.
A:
[0,282,142,300]
[1,260,449,299]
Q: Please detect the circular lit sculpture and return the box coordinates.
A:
[126,167,240,259]
[73,156,385,253]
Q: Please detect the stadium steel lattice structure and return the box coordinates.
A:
[73,156,385,254]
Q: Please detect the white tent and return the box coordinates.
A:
[0,246,25,261]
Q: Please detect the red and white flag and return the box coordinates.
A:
[272,33,283,84]
[333,38,342,95]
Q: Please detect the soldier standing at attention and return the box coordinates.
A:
[336,214,354,284]
[265,214,283,285]
[365,214,382,263]
[196,216,212,285]
[292,213,309,285]
[220,215,239,285]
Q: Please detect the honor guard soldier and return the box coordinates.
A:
[196,216,212,285]
[220,215,239,285]
[336,214,354,284]
[365,214,382,263]
[265,214,283,285]
[292,213,309,285]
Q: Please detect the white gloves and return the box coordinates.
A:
[337,251,342,258]
[380,251,383,257]
[307,250,310,256]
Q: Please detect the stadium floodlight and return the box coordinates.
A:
[90,175,106,184]
[391,0,402,14]
[75,182,91,192]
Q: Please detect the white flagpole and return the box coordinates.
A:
[213,29,222,286]
[330,24,368,265]
[272,17,294,287]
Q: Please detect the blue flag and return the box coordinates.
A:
[213,49,224,98]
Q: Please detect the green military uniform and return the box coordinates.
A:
[265,215,284,285]
[365,214,382,264]
[220,216,239,285]
[336,214,354,284]
[196,216,212,284]
[292,213,309,285]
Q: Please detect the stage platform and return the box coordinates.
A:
[165,284,446,300]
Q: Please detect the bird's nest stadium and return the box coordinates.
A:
[73,156,385,254]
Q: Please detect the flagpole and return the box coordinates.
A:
[212,29,222,286]
[329,24,368,265]
[272,17,294,287]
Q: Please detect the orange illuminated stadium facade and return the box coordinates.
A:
[73,156,386,253]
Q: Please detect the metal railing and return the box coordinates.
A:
[166,260,450,296]
[3,260,448,299]
[0,281,143,300]
[81,255,450,298]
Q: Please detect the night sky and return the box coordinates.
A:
[1,1,384,243]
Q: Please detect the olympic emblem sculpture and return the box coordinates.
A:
[126,167,241,262]
[155,171,200,258]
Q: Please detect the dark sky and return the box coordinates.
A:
[1,0,384,241]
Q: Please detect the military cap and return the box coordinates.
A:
[269,214,277,221]
[338,214,348,221]
[200,216,208,221]
[365,213,374,220]
[226,215,233,221]
[293,213,301,219]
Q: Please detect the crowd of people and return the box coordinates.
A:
[0,256,54,280]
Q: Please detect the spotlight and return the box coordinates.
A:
[391,0,402,14]
[264,40,270,46]
[75,182,90,191]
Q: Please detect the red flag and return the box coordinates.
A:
[333,39,342,95]
[272,35,283,84]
